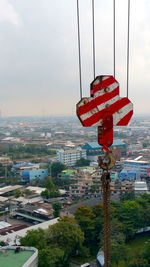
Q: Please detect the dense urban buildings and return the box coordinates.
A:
[0,115,149,266]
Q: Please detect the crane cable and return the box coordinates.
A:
[76,0,82,99]
[92,0,96,80]
[127,0,130,98]
[113,0,116,78]
[77,0,131,99]
[114,0,130,97]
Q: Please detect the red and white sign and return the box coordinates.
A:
[77,75,133,127]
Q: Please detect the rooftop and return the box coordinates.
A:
[0,185,23,195]
[84,139,125,149]
[0,248,34,267]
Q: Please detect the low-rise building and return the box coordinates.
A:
[22,169,48,181]
[110,180,134,195]
[82,139,126,161]
[119,159,150,181]
[0,157,12,166]
[134,181,148,195]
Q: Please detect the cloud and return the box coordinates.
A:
[0,0,21,27]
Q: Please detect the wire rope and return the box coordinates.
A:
[92,0,96,79]
[76,0,82,99]
[113,0,116,78]
[127,0,130,98]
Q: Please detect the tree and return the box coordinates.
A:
[20,228,46,250]
[114,200,142,240]
[75,206,96,245]
[0,241,6,246]
[46,221,84,255]
[75,158,90,167]
[45,177,55,191]
[51,162,67,177]
[38,247,70,267]
[14,189,22,198]
[59,215,77,224]
[144,243,150,264]
[24,189,33,196]
[52,202,62,217]
[127,258,150,267]
[120,192,135,202]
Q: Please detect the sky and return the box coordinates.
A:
[0,0,150,117]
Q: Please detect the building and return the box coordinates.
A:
[0,246,38,267]
[22,169,48,181]
[12,162,48,181]
[0,218,58,245]
[13,163,39,172]
[82,139,126,160]
[57,147,87,166]
[0,157,12,166]
[12,202,54,223]
[119,159,150,181]
[110,180,134,195]
[0,185,23,197]
[134,181,148,195]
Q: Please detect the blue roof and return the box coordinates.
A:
[84,139,125,149]
[13,162,36,168]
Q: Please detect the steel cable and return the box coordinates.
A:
[113,0,116,78]
[127,0,130,98]
[76,0,82,99]
[92,0,96,79]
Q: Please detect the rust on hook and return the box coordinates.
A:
[98,151,116,170]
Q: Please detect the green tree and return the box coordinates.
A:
[20,228,47,250]
[51,162,67,177]
[127,257,150,267]
[46,221,84,255]
[120,192,135,202]
[14,189,22,198]
[114,200,142,240]
[53,202,62,217]
[59,215,77,224]
[0,241,6,246]
[38,247,70,267]
[144,242,150,264]
[45,177,55,191]
[24,189,33,196]
[75,206,96,246]
[75,158,90,167]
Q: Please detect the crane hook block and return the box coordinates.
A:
[76,75,133,150]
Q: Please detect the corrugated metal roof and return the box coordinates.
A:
[85,139,125,149]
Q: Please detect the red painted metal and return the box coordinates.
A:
[77,75,133,150]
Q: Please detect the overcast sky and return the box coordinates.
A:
[0,0,150,116]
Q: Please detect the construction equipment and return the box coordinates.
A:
[76,75,133,267]
[76,0,133,265]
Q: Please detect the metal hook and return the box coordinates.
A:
[98,150,116,170]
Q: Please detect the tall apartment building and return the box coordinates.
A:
[57,147,87,166]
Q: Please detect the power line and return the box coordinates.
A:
[92,0,96,79]
[76,0,82,99]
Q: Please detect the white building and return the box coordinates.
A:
[57,147,87,166]
[134,181,148,195]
